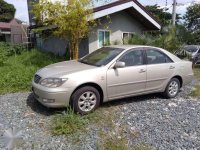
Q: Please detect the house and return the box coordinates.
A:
[0,18,29,44]
[27,0,161,57]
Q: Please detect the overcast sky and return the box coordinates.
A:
[4,0,200,24]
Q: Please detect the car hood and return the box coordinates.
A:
[36,60,97,78]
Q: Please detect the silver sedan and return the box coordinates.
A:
[32,45,193,114]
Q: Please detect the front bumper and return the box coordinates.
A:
[32,81,72,108]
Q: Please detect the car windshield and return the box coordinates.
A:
[184,46,199,53]
[79,47,124,66]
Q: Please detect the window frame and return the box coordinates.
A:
[144,48,174,65]
[97,29,111,48]
[122,32,135,44]
[116,48,145,68]
[197,48,200,54]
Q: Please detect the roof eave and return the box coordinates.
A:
[93,0,161,30]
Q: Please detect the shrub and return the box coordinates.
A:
[0,49,64,94]
[0,42,26,57]
[127,27,184,53]
[0,45,8,66]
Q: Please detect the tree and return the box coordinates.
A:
[32,0,95,60]
[184,3,200,30]
[0,0,16,22]
[146,5,181,26]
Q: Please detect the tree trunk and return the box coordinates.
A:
[69,40,79,60]
[74,42,79,60]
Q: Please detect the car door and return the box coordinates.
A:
[107,48,146,99]
[145,48,175,91]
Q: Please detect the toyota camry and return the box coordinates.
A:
[32,45,193,114]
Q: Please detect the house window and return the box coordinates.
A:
[123,32,135,44]
[98,30,110,48]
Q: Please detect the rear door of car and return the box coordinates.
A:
[144,48,175,91]
[106,48,147,99]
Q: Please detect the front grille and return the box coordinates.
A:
[34,74,41,84]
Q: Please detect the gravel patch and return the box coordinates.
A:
[0,79,200,149]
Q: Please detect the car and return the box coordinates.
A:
[32,45,193,114]
[175,45,200,64]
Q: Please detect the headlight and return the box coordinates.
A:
[40,78,67,88]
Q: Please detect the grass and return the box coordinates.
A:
[193,65,200,81]
[0,49,64,94]
[51,105,151,150]
[190,85,200,98]
[190,65,200,98]
[51,108,100,136]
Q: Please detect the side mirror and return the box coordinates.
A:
[114,61,125,68]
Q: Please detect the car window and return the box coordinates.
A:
[79,47,124,66]
[119,50,143,67]
[184,46,198,53]
[146,49,173,64]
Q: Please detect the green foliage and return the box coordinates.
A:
[190,66,200,98]
[0,44,8,66]
[0,42,26,56]
[0,42,27,66]
[194,66,200,81]
[146,5,181,26]
[127,27,182,52]
[190,85,200,98]
[32,0,96,60]
[51,108,99,136]
[184,3,200,30]
[190,30,200,44]
[97,137,132,150]
[133,144,152,150]
[0,0,16,22]
[0,49,64,94]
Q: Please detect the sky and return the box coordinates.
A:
[4,0,200,24]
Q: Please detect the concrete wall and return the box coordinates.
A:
[36,36,89,57]
[37,36,68,56]
[88,10,146,53]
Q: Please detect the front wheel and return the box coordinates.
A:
[70,86,100,115]
[163,78,180,98]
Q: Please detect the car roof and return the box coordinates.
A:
[105,45,182,62]
[184,45,200,48]
[106,45,160,50]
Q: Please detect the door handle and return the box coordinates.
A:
[169,66,175,69]
[139,69,146,73]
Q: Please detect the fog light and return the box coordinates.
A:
[42,98,55,103]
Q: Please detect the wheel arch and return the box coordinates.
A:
[172,75,183,88]
[70,82,104,105]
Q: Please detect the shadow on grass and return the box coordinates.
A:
[27,92,164,116]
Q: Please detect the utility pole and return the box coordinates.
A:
[172,0,177,26]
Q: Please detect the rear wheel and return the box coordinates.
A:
[164,78,180,98]
[70,86,100,115]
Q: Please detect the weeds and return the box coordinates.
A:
[0,49,64,94]
[193,65,200,81]
[190,85,200,98]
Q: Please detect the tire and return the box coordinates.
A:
[164,78,180,98]
[70,86,100,115]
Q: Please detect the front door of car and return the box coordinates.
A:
[145,48,175,91]
[106,49,146,99]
